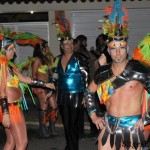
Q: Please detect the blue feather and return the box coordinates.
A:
[110,0,125,24]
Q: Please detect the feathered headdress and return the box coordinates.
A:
[10,32,43,47]
[99,0,128,42]
[54,16,71,41]
[132,33,150,66]
[0,26,43,47]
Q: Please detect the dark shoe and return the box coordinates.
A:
[39,128,50,138]
[39,110,51,138]
[49,120,58,136]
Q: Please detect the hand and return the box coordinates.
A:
[134,118,144,131]
[2,113,10,128]
[45,83,55,90]
[98,54,107,66]
[91,113,105,130]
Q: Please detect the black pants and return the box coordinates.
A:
[58,91,83,150]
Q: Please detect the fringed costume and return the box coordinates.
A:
[85,60,150,149]
[85,0,150,149]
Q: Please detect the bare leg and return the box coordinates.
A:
[36,89,48,110]
[36,89,50,138]
[3,109,27,150]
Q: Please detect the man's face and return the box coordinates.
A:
[62,39,74,53]
[108,40,128,63]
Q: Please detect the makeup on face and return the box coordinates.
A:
[63,39,73,45]
[108,40,127,51]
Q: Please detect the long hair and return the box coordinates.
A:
[33,42,53,66]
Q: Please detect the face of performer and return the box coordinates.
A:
[108,40,129,63]
[61,38,74,53]
[5,44,16,61]
[41,43,50,56]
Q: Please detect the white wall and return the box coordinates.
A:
[0,1,150,12]
[0,1,150,57]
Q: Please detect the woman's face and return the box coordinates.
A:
[41,43,50,56]
[5,44,16,60]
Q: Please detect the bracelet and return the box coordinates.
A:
[0,97,9,114]
[31,78,46,87]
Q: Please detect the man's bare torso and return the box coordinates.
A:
[106,80,144,117]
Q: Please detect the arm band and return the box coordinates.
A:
[145,73,150,93]
[84,89,96,116]
[0,97,9,114]
[31,78,46,87]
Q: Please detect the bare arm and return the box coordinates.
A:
[98,53,107,66]
[32,58,40,78]
[0,59,10,128]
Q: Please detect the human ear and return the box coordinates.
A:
[107,47,110,55]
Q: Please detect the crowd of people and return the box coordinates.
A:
[0,1,150,150]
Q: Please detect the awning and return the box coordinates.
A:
[0,0,133,4]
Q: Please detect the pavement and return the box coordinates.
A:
[0,95,150,150]
[0,95,98,150]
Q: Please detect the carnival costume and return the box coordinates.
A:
[53,52,89,150]
[52,15,89,150]
[32,40,58,138]
[85,60,150,149]
[85,0,150,149]
[0,36,52,128]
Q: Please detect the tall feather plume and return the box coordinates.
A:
[99,0,128,40]
[55,16,71,40]
[132,33,150,66]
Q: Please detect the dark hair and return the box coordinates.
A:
[33,41,50,65]
[96,34,108,46]
[76,35,87,43]
[75,35,88,51]
[40,40,47,49]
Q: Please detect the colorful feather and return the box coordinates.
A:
[132,33,150,66]
[54,16,71,40]
[10,32,43,47]
[100,0,128,39]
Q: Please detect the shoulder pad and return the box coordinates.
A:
[74,52,88,60]
[94,63,113,85]
[128,60,150,74]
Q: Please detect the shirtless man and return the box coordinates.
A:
[84,37,150,150]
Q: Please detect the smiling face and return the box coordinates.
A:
[5,44,16,61]
[108,40,128,63]
[61,39,74,53]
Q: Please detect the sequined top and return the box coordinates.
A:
[53,54,86,93]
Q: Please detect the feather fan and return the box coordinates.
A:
[132,33,150,66]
